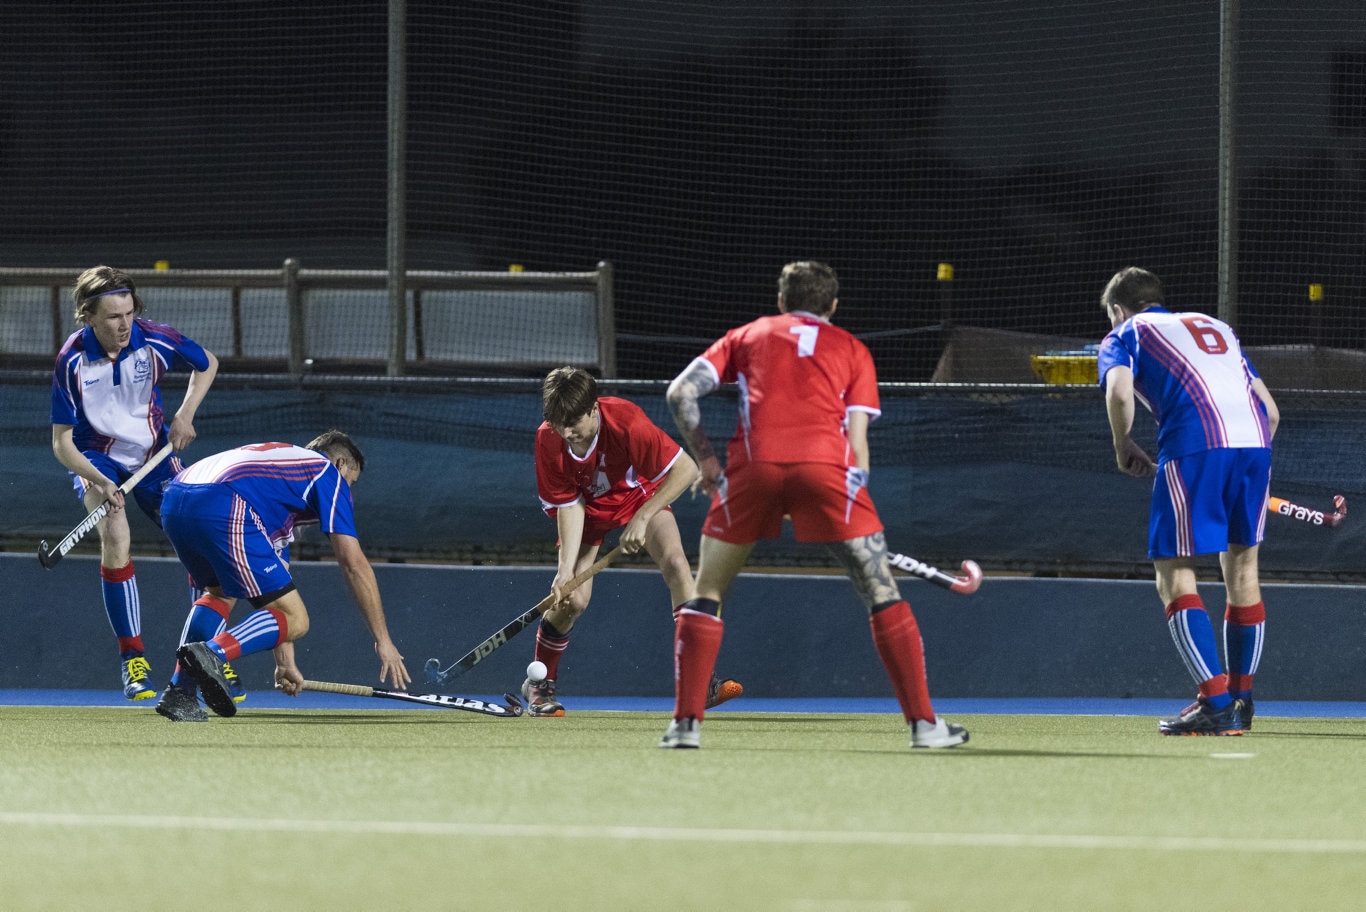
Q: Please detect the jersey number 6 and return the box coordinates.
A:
[1180,315,1229,355]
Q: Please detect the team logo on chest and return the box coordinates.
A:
[588,453,610,498]
[132,357,151,382]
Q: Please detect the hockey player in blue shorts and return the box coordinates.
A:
[50,266,219,702]
[155,431,410,721]
[1098,267,1279,736]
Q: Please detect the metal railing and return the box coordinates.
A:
[0,259,615,378]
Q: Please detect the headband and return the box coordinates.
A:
[88,287,131,300]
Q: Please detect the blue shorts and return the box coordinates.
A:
[1149,448,1271,559]
[72,449,183,528]
[161,482,296,602]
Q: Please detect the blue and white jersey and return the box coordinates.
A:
[1097,306,1271,461]
[50,318,211,472]
[171,443,359,550]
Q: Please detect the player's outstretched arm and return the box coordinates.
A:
[329,532,411,690]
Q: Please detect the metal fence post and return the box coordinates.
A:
[596,260,616,378]
[284,257,305,378]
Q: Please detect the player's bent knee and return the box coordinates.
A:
[286,615,309,640]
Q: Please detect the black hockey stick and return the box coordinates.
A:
[887,551,983,594]
[301,680,524,717]
[425,544,624,686]
[38,443,175,569]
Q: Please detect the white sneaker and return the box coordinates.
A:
[910,717,969,748]
[659,717,701,749]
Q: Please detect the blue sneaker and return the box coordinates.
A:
[121,656,157,702]
[222,661,247,704]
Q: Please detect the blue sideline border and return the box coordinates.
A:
[3,690,1366,718]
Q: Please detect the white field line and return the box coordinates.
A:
[2,811,1365,855]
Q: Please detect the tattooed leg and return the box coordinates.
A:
[828,531,901,611]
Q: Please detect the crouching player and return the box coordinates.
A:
[527,366,743,716]
[155,430,410,721]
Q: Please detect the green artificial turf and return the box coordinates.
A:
[2,707,1363,911]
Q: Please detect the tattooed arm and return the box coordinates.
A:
[666,357,722,496]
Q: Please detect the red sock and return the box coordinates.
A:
[869,602,936,724]
[674,610,723,721]
[535,622,571,680]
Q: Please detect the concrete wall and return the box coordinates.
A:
[4,553,1362,701]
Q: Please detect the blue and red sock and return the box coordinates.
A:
[1224,601,1265,701]
[172,595,234,690]
[1166,594,1231,710]
[208,607,288,662]
[101,562,144,658]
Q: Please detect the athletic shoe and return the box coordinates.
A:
[222,661,247,704]
[910,717,969,748]
[705,674,743,709]
[175,642,238,718]
[1158,698,1243,736]
[155,686,208,723]
[659,717,701,749]
[1181,695,1255,731]
[520,676,565,717]
[121,656,157,702]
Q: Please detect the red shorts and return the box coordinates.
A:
[701,460,883,544]
[572,486,672,547]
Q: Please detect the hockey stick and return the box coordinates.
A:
[887,551,983,594]
[38,443,175,569]
[301,680,524,717]
[425,544,625,686]
[1268,494,1346,528]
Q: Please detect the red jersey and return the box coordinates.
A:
[699,311,880,466]
[535,396,684,519]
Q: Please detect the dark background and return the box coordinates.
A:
[4,1,1366,380]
